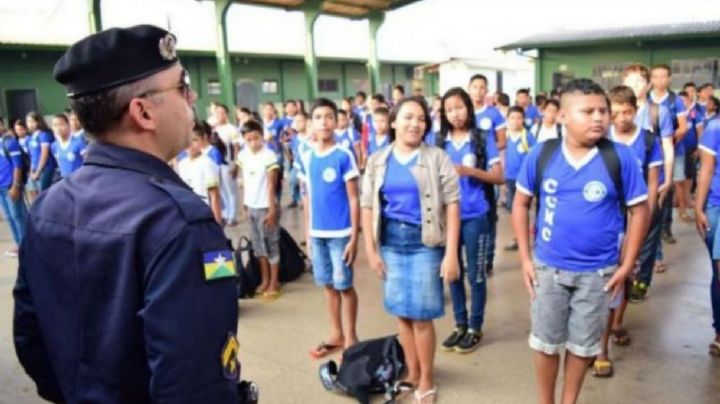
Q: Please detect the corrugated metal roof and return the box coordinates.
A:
[497,20,720,51]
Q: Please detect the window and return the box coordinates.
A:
[591,63,628,91]
[261,79,278,94]
[318,79,339,93]
[552,72,575,90]
[207,79,221,95]
[671,58,719,89]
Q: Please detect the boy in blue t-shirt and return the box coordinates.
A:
[679,87,705,220]
[298,98,360,359]
[469,74,507,150]
[0,117,28,257]
[512,79,649,402]
[694,118,720,356]
[51,114,86,178]
[516,88,540,130]
[362,107,390,169]
[335,109,360,161]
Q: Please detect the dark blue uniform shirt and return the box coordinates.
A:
[13,143,240,403]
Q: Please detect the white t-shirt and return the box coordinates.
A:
[532,123,565,143]
[236,146,279,209]
[177,154,220,204]
[215,123,240,161]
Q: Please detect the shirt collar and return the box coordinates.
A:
[83,142,185,185]
[609,125,641,146]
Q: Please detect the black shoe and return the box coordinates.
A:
[504,242,519,251]
[441,327,466,351]
[455,329,483,354]
[662,232,677,244]
[287,201,298,209]
[486,264,494,277]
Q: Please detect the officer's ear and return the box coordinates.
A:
[127,98,158,132]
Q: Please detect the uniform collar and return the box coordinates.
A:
[84,142,185,185]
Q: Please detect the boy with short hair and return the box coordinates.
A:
[698,83,716,111]
[335,109,360,161]
[512,79,649,404]
[593,85,663,377]
[361,107,390,168]
[177,124,223,225]
[298,98,360,358]
[0,116,27,258]
[237,120,282,299]
[531,99,563,143]
[469,74,507,150]
[503,106,536,251]
[679,87,705,221]
[516,88,541,130]
[51,114,86,178]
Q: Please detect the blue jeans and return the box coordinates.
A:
[0,186,28,245]
[702,204,720,334]
[380,219,445,321]
[505,179,516,212]
[289,165,301,204]
[311,236,353,291]
[637,205,663,286]
[449,215,490,330]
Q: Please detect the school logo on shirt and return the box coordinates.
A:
[67,152,76,162]
[525,118,533,127]
[479,117,492,131]
[322,167,337,183]
[341,139,351,148]
[462,154,476,167]
[202,250,237,281]
[583,181,607,202]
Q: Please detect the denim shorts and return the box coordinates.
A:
[311,236,353,290]
[248,208,280,265]
[529,261,614,358]
[380,218,445,321]
[672,154,686,182]
[704,204,720,259]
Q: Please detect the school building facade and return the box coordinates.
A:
[498,20,720,93]
[0,43,436,124]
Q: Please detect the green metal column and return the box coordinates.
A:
[214,0,235,108]
[88,0,102,33]
[303,1,322,101]
[535,49,544,91]
[367,11,385,95]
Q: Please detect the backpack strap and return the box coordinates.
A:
[596,138,625,207]
[556,123,563,139]
[648,103,660,135]
[642,129,655,182]
[533,138,561,198]
[519,129,529,153]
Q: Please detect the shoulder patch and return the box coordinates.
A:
[203,250,237,281]
[150,177,215,223]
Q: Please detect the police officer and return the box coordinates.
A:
[13,25,244,403]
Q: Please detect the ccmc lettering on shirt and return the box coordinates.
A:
[540,178,559,242]
[202,250,237,281]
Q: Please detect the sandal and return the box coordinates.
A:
[592,359,614,378]
[385,381,415,401]
[309,341,343,360]
[611,328,632,346]
[414,387,437,404]
[261,290,282,302]
[655,262,667,273]
[709,341,720,357]
[680,213,694,222]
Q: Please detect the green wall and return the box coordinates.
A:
[0,46,423,123]
[535,38,720,92]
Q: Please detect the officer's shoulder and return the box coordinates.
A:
[148,176,215,223]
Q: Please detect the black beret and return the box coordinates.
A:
[54,25,179,98]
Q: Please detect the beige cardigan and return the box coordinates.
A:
[360,143,460,247]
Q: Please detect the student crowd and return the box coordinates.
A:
[3,62,719,404]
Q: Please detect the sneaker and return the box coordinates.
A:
[629,280,648,302]
[455,329,483,353]
[441,327,466,351]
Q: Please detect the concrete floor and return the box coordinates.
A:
[1,192,719,403]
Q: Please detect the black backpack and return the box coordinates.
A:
[2,134,30,185]
[319,335,406,404]
[235,236,261,299]
[534,123,563,140]
[534,138,626,211]
[278,227,309,283]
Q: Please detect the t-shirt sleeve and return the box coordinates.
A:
[675,97,687,117]
[486,138,500,168]
[516,146,539,196]
[618,145,648,206]
[8,138,23,169]
[340,150,359,182]
[296,152,307,181]
[493,109,507,130]
[264,150,279,171]
[649,137,663,167]
[699,121,720,156]
[659,106,674,138]
[203,159,219,189]
[39,131,52,145]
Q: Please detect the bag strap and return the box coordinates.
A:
[642,129,655,182]
[533,138,561,198]
[648,103,661,135]
[519,129,529,153]
[556,123,563,139]
[597,138,625,208]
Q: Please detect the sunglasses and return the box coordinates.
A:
[135,69,192,102]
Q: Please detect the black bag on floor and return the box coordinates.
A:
[235,236,261,299]
[318,335,406,404]
[279,227,308,283]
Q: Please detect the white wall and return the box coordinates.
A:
[437,59,534,98]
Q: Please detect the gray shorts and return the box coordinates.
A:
[672,154,686,182]
[529,261,614,358]
[248,208,280,265]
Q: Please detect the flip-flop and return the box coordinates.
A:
[709,341,720,357]
[309,342,343,360]
[592,359,614,378]
[261,290,282,302]
[611,328,632,346]
[414,387,437,404]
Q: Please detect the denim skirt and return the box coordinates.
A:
[380,218,445,320]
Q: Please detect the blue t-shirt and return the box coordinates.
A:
[28,130,56,172]
[523,105,541,129]
[705,112,718,127]
[699,120,720,207]
[290,133,311,164]
[475,106,507,140]
[297,145,359,237]
[444,133,500,219]
[650,92,687,154]
[19,137,29,155]
[335,130,358,160]
[264,119,285,158]
[368,133,389,156]
[505,129,537,180]
[71,129,86,141]
[52,136,86,177]
[282,116,295,131]
[610,127,663,184]
[516,140,648,271]
[382,151,422,225]
[204,145,224,166]
[423,131,437,147]
[635,103,674,139]
[684,103,704,149]
[0,136,24,187]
